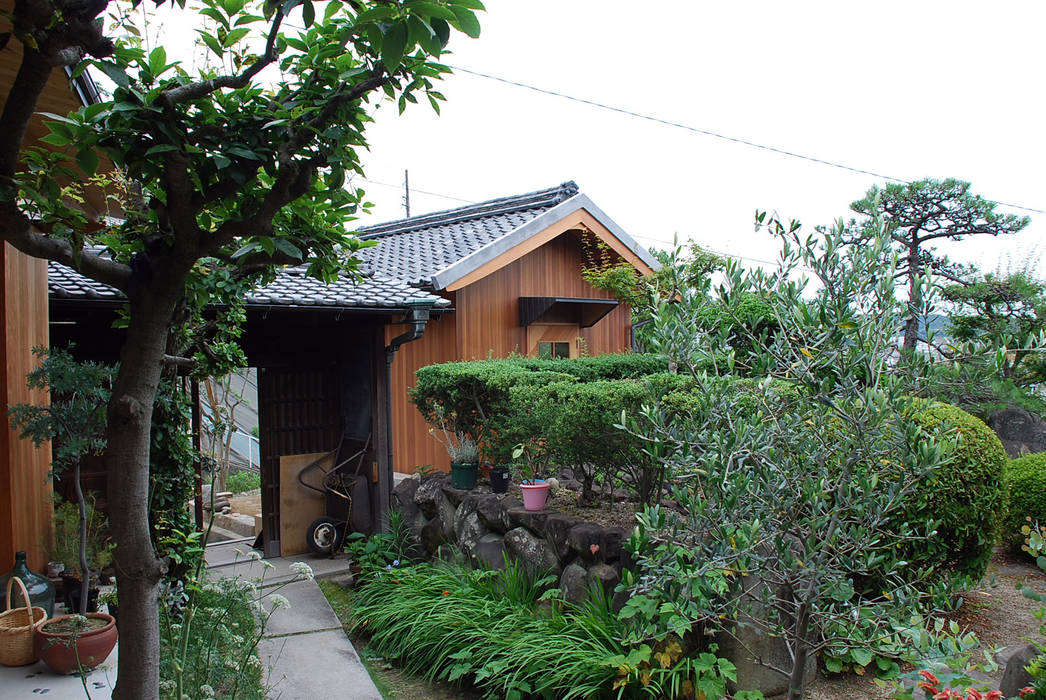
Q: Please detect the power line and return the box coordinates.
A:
[354,177,477,204]
[446,64,1046,218]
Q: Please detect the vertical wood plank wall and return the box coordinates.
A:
[0,244,53,572]
[389,233,632,474]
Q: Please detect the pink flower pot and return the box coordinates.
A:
[520,480,550,511]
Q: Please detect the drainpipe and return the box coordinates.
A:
[380,298,436,530]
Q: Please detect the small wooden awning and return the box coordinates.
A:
[518,296,619,328]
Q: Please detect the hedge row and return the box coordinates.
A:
[409,354,1007,581]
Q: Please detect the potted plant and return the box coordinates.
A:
[51,497,114,613]
[9,349,117,634]
[513,438,551,511]
[34,612,117,674]
[487,461,510,494]
[428,406,480,489]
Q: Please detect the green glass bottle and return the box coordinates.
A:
[0,551,55,617]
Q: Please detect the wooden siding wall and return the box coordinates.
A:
[0,245,53,572]
[387,299,458,475]
[389,233,632,473]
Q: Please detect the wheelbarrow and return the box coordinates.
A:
[298,434,371,555]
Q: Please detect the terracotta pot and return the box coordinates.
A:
[35,612,117,675]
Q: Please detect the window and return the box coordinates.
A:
[537,341,570,359]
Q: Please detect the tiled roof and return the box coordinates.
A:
[358,181,580,286]
[48,260,449,310]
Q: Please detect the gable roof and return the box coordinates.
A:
[49,260,449,311]
[358,181,658,290]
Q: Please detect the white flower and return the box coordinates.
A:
[268,594,291,610]
[290,562,314,580]
[262,560,275,570]
[245,550,262,562]
[199,685,215,697]
[159,680,176,694]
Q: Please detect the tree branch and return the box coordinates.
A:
[158,10,285,106]
[0,203,133,289]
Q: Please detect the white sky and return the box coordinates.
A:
[353,0,1046,276]
[113,0,1046,276]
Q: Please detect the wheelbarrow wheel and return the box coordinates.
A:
[306,516,345,555]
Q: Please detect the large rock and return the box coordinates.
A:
[473,534,508,570]
[475,494,512,533]
[714,576,816,697]
[419,517,446,554]
[392,479,423,536]
[504,527,561,578]
[507,506,551,533]
[454,497,487,554]
[543,513,581,563]
[1000,643,1039,699]
[441,484,471,508]
[586,563,620,594]
[988,406,1046,458]
[567,523,624,564]
[414,475,451,518]
[559,564,589,605]
[437,495,457,542]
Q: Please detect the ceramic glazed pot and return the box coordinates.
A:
[450,461,478,489]
[35,612,117,675]
[520,480,550,511]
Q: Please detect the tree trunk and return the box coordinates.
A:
[902,241,922,354]
[108,282,186,700]
[73,457,90,615]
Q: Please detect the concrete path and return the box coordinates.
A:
[204,540,382,700]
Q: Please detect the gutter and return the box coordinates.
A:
[378,298,437,530]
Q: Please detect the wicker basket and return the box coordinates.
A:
[0,576,47,666]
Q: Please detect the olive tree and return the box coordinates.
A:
[0,0,482,696]
[620,212,949,699]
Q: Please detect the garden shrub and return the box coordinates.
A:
[410,360,575,442]
[1004,453,1046,548]
[901,399,1007,580]
[225,470,261,494]
[504,353,669,381]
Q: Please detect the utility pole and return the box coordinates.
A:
[403,169,411,217]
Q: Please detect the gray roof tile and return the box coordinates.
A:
[358,181,579,286]
[48,259,448,310]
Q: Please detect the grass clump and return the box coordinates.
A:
[351,561,621,699]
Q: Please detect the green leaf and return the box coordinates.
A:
[96,60,131,88]
[223,27,250,46]
[824,657,843,674]
[323,0,342,21]
[39,133,71,147]
[76,148,98,175]
[450,0,485,9]
[226,146,261,160]
[850,647,873,667]
[148,46,168,76]
[273,238,303,260]
[381,22,408,72]
[448,5,480,38]
[145,144,180,156]
[301,0,315,27]
[197,30,224,57]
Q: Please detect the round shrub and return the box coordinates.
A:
[1004,453,1046,548]
[902,400,1007,581]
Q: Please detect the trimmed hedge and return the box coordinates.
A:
[1004,453,1046,548]
[409,354,668,441]
[902,400,1007,581]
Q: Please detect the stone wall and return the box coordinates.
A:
[392,474,632,605]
